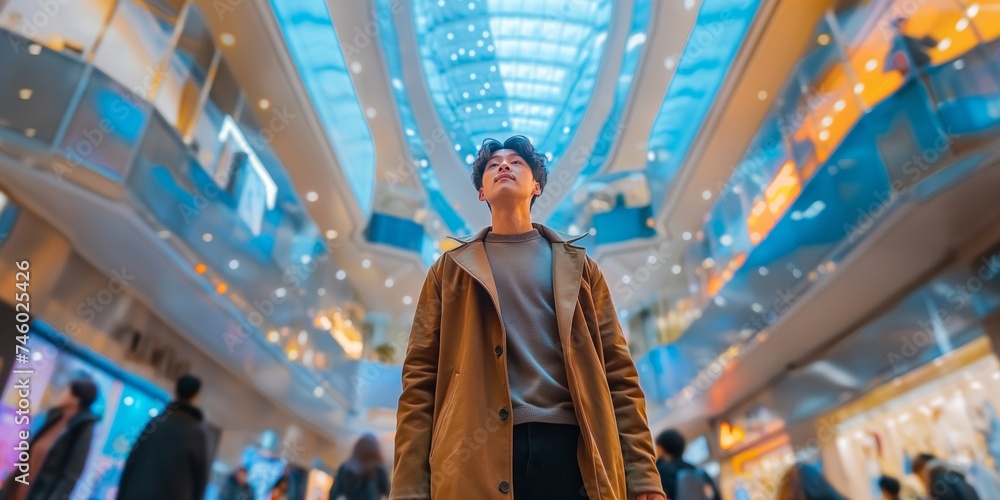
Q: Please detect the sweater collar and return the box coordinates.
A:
[450,223,586,246]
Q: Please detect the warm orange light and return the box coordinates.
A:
[746,161,801,246]
[287,347,300,361]
[719,422,747,450]
[215,282,227,294]
[195,263,207,274]
[707,276,724,297]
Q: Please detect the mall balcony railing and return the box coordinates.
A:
[0,27,349,367]
[636,0,1000,401]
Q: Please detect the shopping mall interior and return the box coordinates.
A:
[1,0,1000,498]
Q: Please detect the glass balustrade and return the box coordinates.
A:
[663,0,1000,352]
[0,23,332,308]
[0,34,85,146]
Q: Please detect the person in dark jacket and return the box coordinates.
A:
[219,466,255,500]
[0,378,100,500]
[329,434,389,500]
[654,429,720,500]
[912,453,981,500]
[116,374,210,500]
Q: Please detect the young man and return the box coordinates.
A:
[654,429,720,500]
[393,136,665,499]
[118,374,211,500]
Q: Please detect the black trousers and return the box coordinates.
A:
[512,422,588,499]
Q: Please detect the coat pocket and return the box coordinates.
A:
[430,371,460,458]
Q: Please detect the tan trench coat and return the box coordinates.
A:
[392,224,663,499]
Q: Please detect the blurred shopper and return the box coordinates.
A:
[329,434,389,500]
[964,460,1000,499]
[777,463,847,500]
[884,17,939,105]
[911,454,980,500]
[393,136,665,499]
[0,378,100,500]
[654,429,720,500]
[270,475,289,500]
[117,374,210,500]
[220,466,255,500]
[878,475,901,500]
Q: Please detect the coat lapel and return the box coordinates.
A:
[448,227,501,305]
[537,225,587,347]
[447,224,587,331]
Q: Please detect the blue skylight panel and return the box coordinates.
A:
[644,0,763,211]
[270,0,375,212]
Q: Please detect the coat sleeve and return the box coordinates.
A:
[51,421,96,499]
[589,259,665,497]
[390,264,442,499]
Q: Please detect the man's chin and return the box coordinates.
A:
[484,191,531,207]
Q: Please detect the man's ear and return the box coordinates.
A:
[478,187,487,202]
[532,182,541,196]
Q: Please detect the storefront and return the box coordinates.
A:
[0,316,176,499]
[304,468,333,500]
[821,337,1000,499]
[721,434,796,500]
[712,403,811,500]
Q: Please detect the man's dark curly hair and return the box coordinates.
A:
[471,136,548,207]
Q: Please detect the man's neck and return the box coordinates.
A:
[490,205,534,235]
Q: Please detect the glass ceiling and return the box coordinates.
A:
[376,0,472,237]
[412,0,612,166]
[645,0,762,211]
[546,0,652,231]
[270,0,375,212]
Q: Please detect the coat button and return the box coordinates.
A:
[499,481,510,493]
[498,408,509,420]
[494,345,503,356]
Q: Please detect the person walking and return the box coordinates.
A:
[776,463,847,500]
[0,377,100,500]
[911,453,980,500]
[654,429,719,500]
[328,434,389,500]
[392,135,665,499]
[220,466,255,500]
[117,374,211,500]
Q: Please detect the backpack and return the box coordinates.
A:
[675,468,715,500]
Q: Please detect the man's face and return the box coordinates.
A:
[478,148,540,208]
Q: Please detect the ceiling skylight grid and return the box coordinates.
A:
[413,0,612,165]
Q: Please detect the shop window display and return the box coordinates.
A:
[721,435,797,500]
[829,343,1000,499]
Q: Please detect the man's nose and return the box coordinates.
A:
[499,162,511,171]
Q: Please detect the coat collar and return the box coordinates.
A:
[446,224,587,343]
